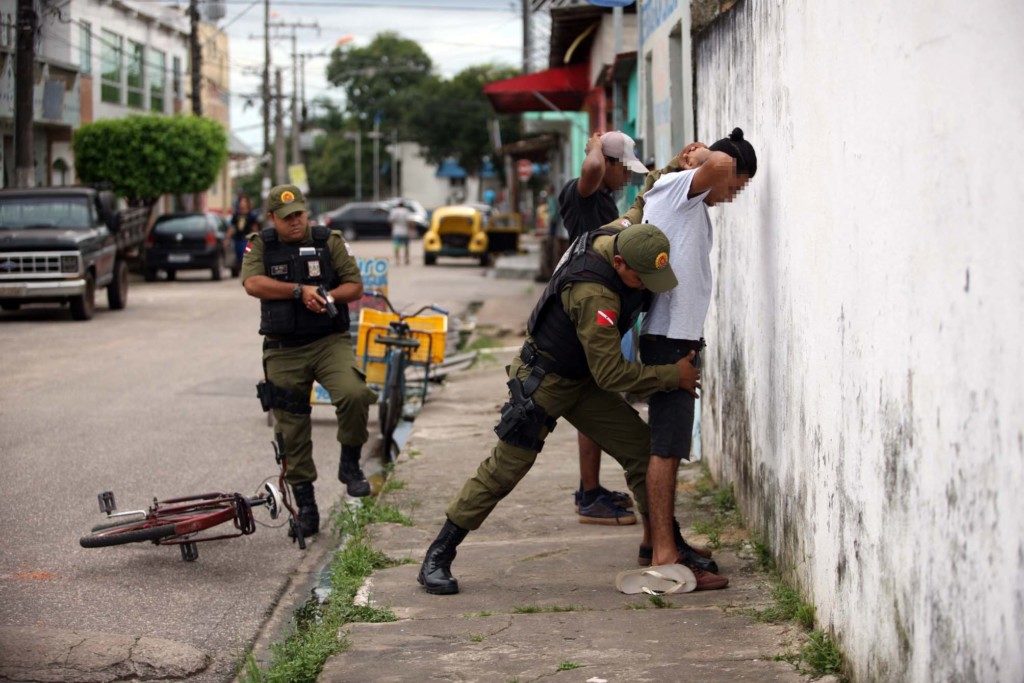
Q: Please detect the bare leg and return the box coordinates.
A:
[646,454,680,566]
[578,432,602,491]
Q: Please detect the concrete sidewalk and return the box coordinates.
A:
[318,349,818,682]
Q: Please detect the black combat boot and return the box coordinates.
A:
[417,518,470,595]
[289,481,320,537]
[338,445,371,497]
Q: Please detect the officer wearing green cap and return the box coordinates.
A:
[241,184,376,539]
[417,222,702,595]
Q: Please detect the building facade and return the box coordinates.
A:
[0,0,81,187]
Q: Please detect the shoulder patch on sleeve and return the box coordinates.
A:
[595,309,618,327]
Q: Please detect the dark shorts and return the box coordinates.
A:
[639,335,704,460]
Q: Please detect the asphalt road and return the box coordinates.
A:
[0,237,527,681]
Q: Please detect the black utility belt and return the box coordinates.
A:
[519,342,587,382]
[263,332,338,350]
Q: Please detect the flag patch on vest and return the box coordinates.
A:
[244,242,253,254]
[595,310,618,327]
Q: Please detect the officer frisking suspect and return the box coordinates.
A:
[418,223,702,595]
[241,184,377,539]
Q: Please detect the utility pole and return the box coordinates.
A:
[261,0,271,203]
[274,68,286,184]
[14,0,37,188]
[343,131,361,200]
[390,129,398,198]
[261,21,317,169]
[368,117,382,201]
[188,0,202,115]
[521,0,531,74]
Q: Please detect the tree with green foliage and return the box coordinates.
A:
[406,63,521,175]
[325,32,433,135]
[74,115,228,205]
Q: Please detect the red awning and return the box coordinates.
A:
[483,63,590,114]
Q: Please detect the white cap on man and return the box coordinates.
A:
[600,131,649,174]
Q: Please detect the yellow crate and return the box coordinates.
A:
[363,359,388,385]
[356,308,448,367]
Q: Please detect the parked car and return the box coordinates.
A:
[383,197,429,236]
[318,202,390,241]
[0,187,148,320]
[423,205,491,266]
[143,212,234,282]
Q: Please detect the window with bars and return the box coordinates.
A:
[127,41,144,108]
[79,22,91,75]
[100,30,122,104]
[150,49,166,113]
[173,56,182,99]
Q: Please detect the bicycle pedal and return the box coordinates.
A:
[98,491,116,515]
[180,542,199,562]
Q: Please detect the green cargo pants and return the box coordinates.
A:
[264,333,377,484]
[446,358,650,530]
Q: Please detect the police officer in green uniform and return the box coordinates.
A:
[418,223,702,595]
[241,184,376,538]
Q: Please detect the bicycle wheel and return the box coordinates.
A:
[80,520,177,548]
[378,355,405,458]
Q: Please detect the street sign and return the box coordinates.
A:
[517,158,533,182]
[288,164,309,194]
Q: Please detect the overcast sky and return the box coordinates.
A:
[192,0,531,152]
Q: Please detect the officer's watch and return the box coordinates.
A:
[292,284,302,300]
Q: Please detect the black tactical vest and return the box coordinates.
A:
[258,225,350,338]
[526,229,649,379]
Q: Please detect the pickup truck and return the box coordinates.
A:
[0,187,149,320]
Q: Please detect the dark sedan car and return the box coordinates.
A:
[143,212,234,281]
[319,202,390,241]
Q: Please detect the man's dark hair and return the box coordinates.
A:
[709,127,757,178]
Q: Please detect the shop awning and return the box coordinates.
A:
[483,64,590,114]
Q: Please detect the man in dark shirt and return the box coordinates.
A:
[557,130,649,525]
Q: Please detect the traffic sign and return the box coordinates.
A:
[517,159,533,182]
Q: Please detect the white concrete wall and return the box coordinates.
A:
[694,1,1024,681]
[396,142,479,210]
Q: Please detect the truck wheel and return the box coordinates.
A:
[343,225,357,242]
[166,270,177,281]
[70,271,96,321]
[424,253,437,266]
[479,253,493,267]
[107,260,129,310]
[211,252,223,281]
[143,268,157,282]
[1,303,20,312]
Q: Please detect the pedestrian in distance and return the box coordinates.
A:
[228,194,260,270]
[417,223,701,595]
[556,130,651,527]
[636,127,758,591]
[241,184,377,539]
[388,200,412,266]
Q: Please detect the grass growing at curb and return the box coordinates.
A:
[802,630,844,676]
[331,496,412,537]
[240,539,400,683]
[557,661,583,671]
[512,604,584,614]
[751,539,847,680]
[690,463,742,550]
[753,582,816,629]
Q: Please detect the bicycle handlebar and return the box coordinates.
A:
[365,290,447,319]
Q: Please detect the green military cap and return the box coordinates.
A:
[267,184,307,217]
[615,223,678,293]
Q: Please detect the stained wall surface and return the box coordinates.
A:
[693,1,1024,680]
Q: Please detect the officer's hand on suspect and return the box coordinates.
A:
[679,142,709,169]
[676,351,701,398]
[301,284,328,314]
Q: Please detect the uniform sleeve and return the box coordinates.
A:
[239,233,265,284]
[564,285,678,396]
[329,233,362,285]
[618,157,683,227]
